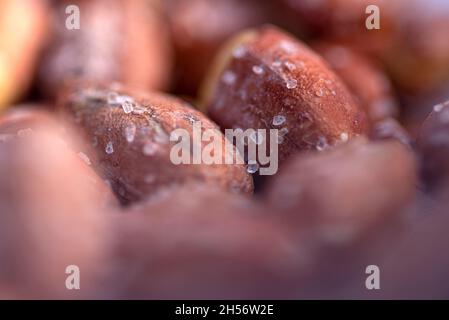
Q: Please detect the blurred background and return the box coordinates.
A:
[2,0,449,299]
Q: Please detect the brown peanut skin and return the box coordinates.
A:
[59,83,253,204]
[0,121,112,299]
[38,0,172,99]
[164,0,270,96]
[0,0,49,109]
[265,138,417,241]
[313,43,398,123]
[417,101,449,193]
[202,26,367,163]
[104,184,302,299]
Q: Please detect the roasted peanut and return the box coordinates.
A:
[59,83,253,204]
[38,0,172,99]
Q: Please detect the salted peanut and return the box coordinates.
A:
[265,138,417,242]
[369,118,412,148]
[200,26,367,163]
[313,43,398,123]
[0,124,112,299]
[0,0,49,109]
[104,184,301,299]
[417,101,449,192]
[164,0,269,96]
[59,83,253,204]
[38,0,172,99]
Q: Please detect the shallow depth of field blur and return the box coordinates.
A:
[1,0,449,299]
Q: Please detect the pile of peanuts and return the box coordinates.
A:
[1,0,449,299]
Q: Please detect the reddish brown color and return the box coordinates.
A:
[202,26,367,163]
[265,138,417,241]
[59,83,253,204]
[0,123,112,299]
[313,42,398,123]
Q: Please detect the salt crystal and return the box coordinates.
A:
[279,40,296,54]
[78,152,91,165]
[316,137,329,151]
[105,141,114,154]
[284,61,296,71]
[434,104,444,112]
[273,115,286,126]
[279,127,289,136]
[124,124,136,143]
[272,59,282,68]
[233,46,246,59]
[107,92,119,105]
[247,163,259,174]
[315,88,325,97]
[122,100,134,113]
[222,70,236,85]
[286,78,298,89]
[340,132,349,142]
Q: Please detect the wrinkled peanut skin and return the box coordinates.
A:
[202,26,367,163]
[59,83,253,204]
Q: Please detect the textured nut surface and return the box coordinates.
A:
[38,0,172,99]
[265,138,417,241]
[201,26,367,163]
[59,83,253,204]
[105,184,301,299]
[0,123,111,299]
[313,43,398,123]
[281,0,449,92]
